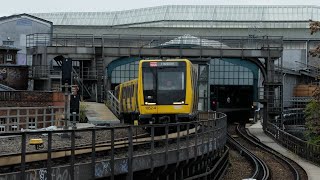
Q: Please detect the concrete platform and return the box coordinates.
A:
[84,102,120,125]
[247,120,320,180]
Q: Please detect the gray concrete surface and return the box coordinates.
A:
[247,120,320,180]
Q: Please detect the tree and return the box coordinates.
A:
[304,98,320,144]
[309,20,320,58]
[304,20,320,145]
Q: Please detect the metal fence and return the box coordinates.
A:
[0,111,227,180]
[29,65,62,79]
[0,106,65,132]
[266,122,320,166]
[29,65,98,80]
[27,33,283,50]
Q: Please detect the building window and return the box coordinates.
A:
[111,61,139,84]
[0,118,5,125]
[6,54,13,62]
[28,117,36,129]
[0,118,6,131]
[2,41,14,46]
[10,118,18,131]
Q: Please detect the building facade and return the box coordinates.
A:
[20,5,320,109]
[0,14,52,65]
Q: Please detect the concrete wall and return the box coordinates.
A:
[0,15,52,65]
[282,49,307,70]
[0,65,28,90]
[283,74,298,108]
[52,26,320,39]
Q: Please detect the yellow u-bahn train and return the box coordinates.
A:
[114,59,198,124]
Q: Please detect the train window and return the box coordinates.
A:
[143,72,155,90]
[158,71,185,90]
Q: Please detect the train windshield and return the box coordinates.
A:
[142,61,186,105]
[158,71,184,91]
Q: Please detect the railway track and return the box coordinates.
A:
[227,132,269,180]
[227,123,308,180]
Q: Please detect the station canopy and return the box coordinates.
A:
[31,5,320,27]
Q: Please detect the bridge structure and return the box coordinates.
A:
[27,34,284,129]
[0,112,228,180]
[3,33,318,179]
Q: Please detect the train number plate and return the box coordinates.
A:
[145,106,156,110]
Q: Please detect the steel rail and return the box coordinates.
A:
[227,133,270,180]
[239,125,301,180]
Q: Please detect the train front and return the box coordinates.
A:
[138,60,193,124]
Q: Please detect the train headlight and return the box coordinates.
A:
[173,101,184,104]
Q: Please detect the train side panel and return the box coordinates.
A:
[116,79,138,122]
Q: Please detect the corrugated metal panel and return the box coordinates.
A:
[31,5,320,26]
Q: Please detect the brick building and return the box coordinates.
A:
[0,46,20,64]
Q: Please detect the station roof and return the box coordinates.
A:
[31,5,320,27]
[0,13,52,26]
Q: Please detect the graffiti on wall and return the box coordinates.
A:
[95,161,111,177]
[0,67,28,89]
[0,166,80,180]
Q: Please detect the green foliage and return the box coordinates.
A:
[79,101,88,123]
[309,20,320,58]
[304,99,320,145]
[304,20,320,145]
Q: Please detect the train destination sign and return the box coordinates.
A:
[149,62,179,67]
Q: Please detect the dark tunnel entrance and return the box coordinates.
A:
[210,85,254,123]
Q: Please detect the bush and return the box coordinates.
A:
[79,101,88,123]
[304,99,320,145]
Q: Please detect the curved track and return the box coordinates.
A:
[227,133,270,180]
[229,123,307,180]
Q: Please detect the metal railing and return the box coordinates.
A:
[0,111,227,180]
[106,90,120,118]
[266,122,320,166]
[283,97,311,126]
[29,65,98,80]
[27,33,283,50]
[29,65,61,79]
[0,106,65,132]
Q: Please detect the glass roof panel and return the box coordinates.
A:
[30,5,320,26]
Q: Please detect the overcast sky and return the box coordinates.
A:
[0,0,319,17]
